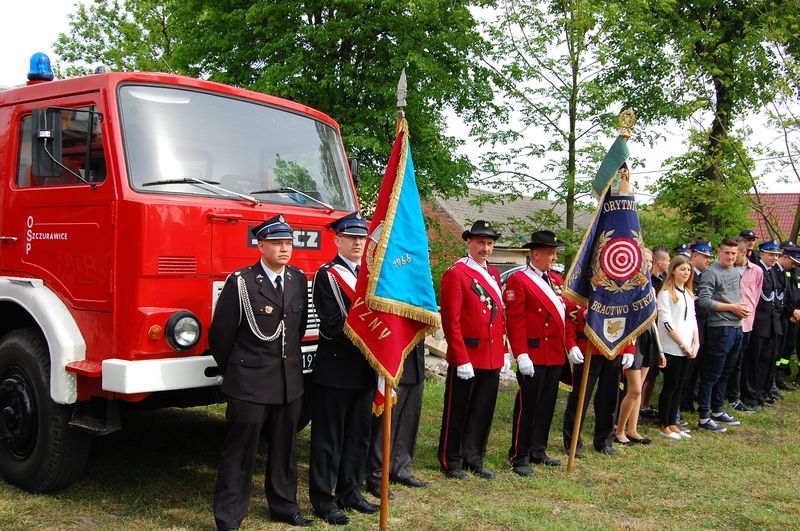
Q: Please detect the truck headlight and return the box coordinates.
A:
[165,311,201,350]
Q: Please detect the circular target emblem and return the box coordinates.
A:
[600,237,641,281]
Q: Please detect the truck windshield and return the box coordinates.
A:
[118,84,356,211]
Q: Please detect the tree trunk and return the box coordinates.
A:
[700,75,731,229]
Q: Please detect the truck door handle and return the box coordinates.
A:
[0,235,18,241]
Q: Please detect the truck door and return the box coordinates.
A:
[6,94,115,311]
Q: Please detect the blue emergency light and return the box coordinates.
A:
[28,53,54,81]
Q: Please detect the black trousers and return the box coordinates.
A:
[742,334,779,403]
[776,321,797,383]
[366,380,424,488]
[561,356,621,453]
[508,364,561,464]
[659,354,690,427]
[308,384,373,514]
[438,366,499,471]
[214,396,302,531]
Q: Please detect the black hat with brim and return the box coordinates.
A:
[462,220,501,241]
[522,230,565,249]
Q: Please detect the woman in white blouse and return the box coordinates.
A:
[657,255,699,440]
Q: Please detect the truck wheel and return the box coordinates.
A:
[0,328,90,492]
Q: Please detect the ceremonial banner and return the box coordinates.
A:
[562,120,656,359]
[344,117,440,387]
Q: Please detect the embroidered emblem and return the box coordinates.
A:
[603,318,626,342]
[278,214,285,223]
[264,305,274,315]
[505,289,515,301]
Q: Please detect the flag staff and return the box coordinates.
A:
[378,68,408,531]
[566,110,636,473]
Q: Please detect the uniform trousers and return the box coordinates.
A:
[366,380,424,489]
[438,366,499,471]
[509,364,562,464]
[561,356,620,453]
[214,396,302,531]
[308,384,373,514]
[777,322,797,384]
[742,334,779,403]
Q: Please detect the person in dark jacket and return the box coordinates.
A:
[210,214,311,530]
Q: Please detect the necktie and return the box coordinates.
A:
[355,265,360,277]
[275,275,283,300]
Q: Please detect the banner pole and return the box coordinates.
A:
[567,342,594,472]
[379,379,394,530]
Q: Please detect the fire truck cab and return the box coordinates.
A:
[0,57,359,492]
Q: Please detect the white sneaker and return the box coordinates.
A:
[677,431,692,439]
[658,431,681,440]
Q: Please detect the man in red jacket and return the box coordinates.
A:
[505,230,566,476]
[438,220,509,480]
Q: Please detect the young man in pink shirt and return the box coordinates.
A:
[727,238,763,412]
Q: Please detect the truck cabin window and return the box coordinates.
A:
[118,85,357,211]
[17,108,107,188]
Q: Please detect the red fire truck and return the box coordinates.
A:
[0,55,360,492]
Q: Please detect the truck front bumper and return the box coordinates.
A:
[102,356,222,394]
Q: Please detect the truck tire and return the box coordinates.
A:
[0,328,90,492]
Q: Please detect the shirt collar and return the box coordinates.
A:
[260,260,284,285]
[338,254,360,274]
[467,253,487,269]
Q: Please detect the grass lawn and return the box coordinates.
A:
[1,379,799,530]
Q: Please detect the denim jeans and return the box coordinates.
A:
[697,325,743,418]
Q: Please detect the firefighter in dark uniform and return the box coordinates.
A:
[210,214,311,530]
[774,243,800,391]
[742,241,784,407]
[308,212,378,526]
[366,341,429,499]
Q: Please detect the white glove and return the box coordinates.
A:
[568,346,584,365]
[516,353,535,376]
[456,362,475,380]
[621,353,635,370]
[502,353,512,373]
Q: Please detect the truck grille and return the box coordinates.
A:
[158,256,197,274]
[305,280,320,339]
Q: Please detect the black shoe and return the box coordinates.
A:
[367,483,394,499]
[340,498,379,514]
[771,390,785,400]
[613,436,631,446]
[271,512,313,527]
[595,446,618,456]
[627,436,652,445]
[777,381,798,391]
[315,508,349,526]
[639,407,659,419]
[465,465,495,479]
[565,446,584,459]
[531,455,562,466]
[512,464,534,476]
[393,476,429,488]
[442,468,469,480]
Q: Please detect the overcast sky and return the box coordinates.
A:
[2,0,798,199]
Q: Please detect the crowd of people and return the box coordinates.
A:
[207,212,800,530]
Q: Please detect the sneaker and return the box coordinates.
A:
[677,431,692,439]
[698,418,727,433]
[712,411,741,425]
[658,431,681,440]
[730,400,756,413]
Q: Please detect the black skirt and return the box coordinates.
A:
[632,326,659,369]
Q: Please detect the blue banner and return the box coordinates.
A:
[563,159,656,359]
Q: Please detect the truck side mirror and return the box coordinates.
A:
[31,108,63,178]
[348,157,360,188]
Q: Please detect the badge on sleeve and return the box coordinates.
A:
[504,289,516,301]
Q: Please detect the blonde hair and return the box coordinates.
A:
[662,254,695,304]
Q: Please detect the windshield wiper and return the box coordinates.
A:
[250,187,334,213]
[142,177,260,206]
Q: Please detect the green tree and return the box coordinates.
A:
[55,0,497,210]
[599,0,800,233]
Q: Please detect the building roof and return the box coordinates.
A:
[747,193,800,241]
[433,188,592,246]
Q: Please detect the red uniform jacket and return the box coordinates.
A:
[504,269,566,366]
[565,303,636,358]
[440,261,506,370]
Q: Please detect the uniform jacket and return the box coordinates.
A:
[400,341,426,385]
[440,260,506,370]
[504,268,566,366]
[209,261,308,404]
[312,255,376,390]
[753,262,784,337]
